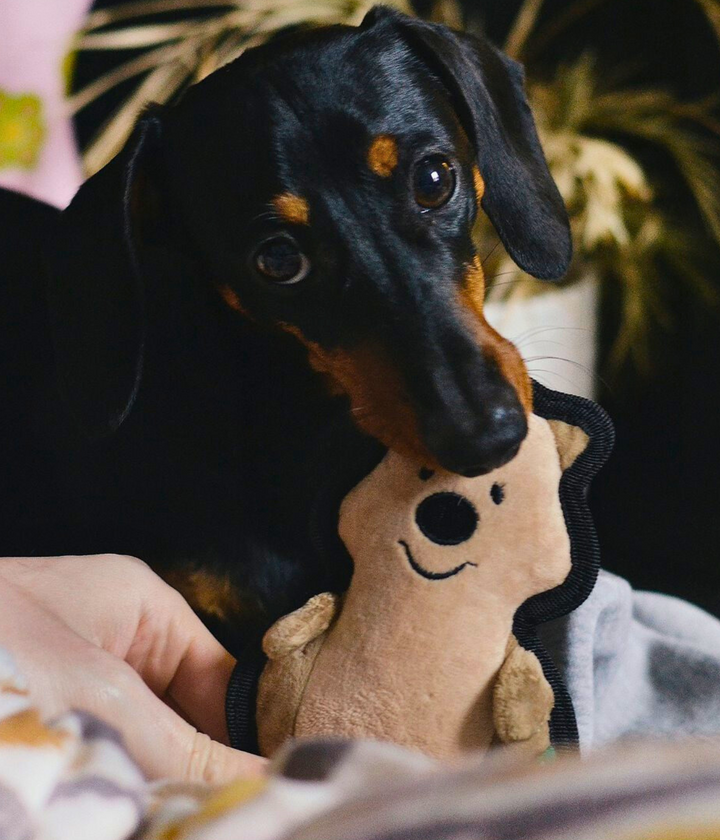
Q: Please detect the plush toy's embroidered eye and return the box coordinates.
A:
[413,155,456,209]
[418,467,434,481]
[255,236,310,284]
[491,483,505,505]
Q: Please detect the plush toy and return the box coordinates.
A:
[255,412,591,760]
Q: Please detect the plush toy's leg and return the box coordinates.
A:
[492,636,554,755]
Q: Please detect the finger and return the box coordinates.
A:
[166,631,237,745]
[0,581,265,783]
[128,590,238,744]
[0,554,148,654]
[2,556,241,745]
[127,672,267,783]
[83,661,266,783]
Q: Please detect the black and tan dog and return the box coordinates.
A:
[0,7,571,646]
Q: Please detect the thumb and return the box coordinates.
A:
[170,727,268,785]
[89,661,267,783]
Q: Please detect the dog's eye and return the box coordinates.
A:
[255,236,310,284]
[413,155,456,209]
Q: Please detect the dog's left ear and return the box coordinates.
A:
[48,111,163,438]
[364,7,572,281]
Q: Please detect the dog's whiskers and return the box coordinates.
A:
[486,279,521,290]
[481,240,501,266]
[251,207,280,225]
[512,325,591,345]
[526,354,611,392]
[485,270,519,281]
[525,367,579,390]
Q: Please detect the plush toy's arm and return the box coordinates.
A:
[493,635,554,753]
[262,592,340,659]
[257,593,339,757]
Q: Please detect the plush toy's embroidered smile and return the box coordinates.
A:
[399,540,478,580]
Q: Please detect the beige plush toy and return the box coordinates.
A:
[256,413,589,760]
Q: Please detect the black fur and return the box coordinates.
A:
[0,8,570,646]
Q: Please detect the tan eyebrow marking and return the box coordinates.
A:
[472,165,485,202]
[368,135,399,177]
[273,193,310,225]
[218,284,248,315]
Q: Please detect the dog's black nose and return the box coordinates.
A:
[415,492,479,545]
[422,399,527,478]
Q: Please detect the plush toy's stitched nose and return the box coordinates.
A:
[415,492,478,546]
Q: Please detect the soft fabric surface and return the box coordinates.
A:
[0,648,144,840]
[540,568,720,751]
[4,645,720,840]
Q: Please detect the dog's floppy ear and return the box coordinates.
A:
[364,7,571,281]
[48,112,163,438]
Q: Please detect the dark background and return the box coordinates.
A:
[74,0,720,615]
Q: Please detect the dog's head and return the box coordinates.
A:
[51,7,571,477]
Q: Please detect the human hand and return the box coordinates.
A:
[0,553,265,783]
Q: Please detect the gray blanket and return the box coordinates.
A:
[540,569,720,751]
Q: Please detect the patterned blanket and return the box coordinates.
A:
[2,647,720,840]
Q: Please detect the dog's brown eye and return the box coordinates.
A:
[255,236,310,284]
[413,155,456,209]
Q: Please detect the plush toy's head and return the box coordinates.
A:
[253,410,596,760]
[228,383,614,760]
[338,414,585,612]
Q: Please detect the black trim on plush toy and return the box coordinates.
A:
[226,641,266,753]
[225,381,615,754]
[514,381,615,749]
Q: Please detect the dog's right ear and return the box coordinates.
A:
[363,7,572,281]
[48,112,163,438]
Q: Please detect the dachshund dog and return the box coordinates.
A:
[0,7,570,647]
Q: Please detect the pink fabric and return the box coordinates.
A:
[0,0,91,207]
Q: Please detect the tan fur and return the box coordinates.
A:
[460,256,533,413]
[279,324,436,465]
[165,569,245,622]
[256,414,574,759]
[472,165,485,202]
[367,135,399,177]
[218,284,248,315]
[278,251,532,461]
[463,253,486,303]
[273,193,310,225]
